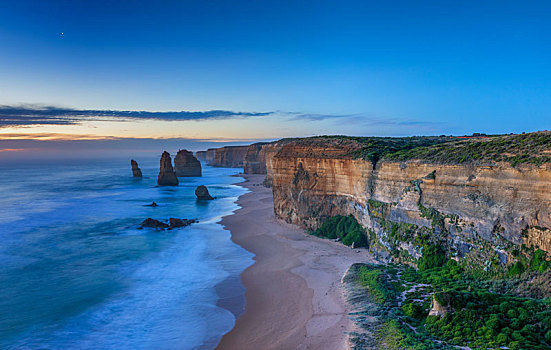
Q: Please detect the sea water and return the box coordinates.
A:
[0,158,253,349]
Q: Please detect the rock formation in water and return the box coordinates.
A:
[195,185,214,200]
[157,151,179,186]
[140,218,169,229]
[265,132,551,269]
[174,149,202,177]
[139,217,197,230]
[131,159,142,178]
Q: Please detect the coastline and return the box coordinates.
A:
[216,174,376,350]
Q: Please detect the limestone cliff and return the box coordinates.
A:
[268,134,551,267]
[211,146,249,168]
[243,142,269,174]
[174,149,202,177]
[157,151,179,186]
[195,151,207,162]
[205,148,216,165]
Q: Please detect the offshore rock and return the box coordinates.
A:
[131,159,142,178]
[140,218,169,229]
[168,218,197,228]
[157,151,179,186]
[139,217,197,230]
[195,185,214,200]
[174,149,202,177]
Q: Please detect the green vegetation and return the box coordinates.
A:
[292,132,551,166]
[312,215,368,247]
[385,132,551,166]
[348,256,551,349]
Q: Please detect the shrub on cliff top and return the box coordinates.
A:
[312,215,368,247]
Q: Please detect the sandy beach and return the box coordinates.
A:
[216,174,376,350]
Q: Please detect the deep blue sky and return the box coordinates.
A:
[0,0,550,140]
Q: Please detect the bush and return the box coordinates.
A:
[313,215,368,247]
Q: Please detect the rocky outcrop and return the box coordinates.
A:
[195,185,214,200]
[131,159,142,178]
[268,136,551,266]
[140,217,196,230]
[174,149,202,177]
[157,151,179,186]
[211,146,249,168]
[428,293,452,317]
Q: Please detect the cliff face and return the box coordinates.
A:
[174,149,202,177]
[243,142,269,174]
[210,146,249,168]
[157,151,179,186]
[269,137,551,264]
[195,151,207,162]
[205,149,216,165]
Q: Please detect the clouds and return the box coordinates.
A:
[0,105,273,128]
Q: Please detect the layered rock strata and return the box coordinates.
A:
[174,149,202,177]
[268,137,551,265]
[157,151,179,186]
[211,145,249,168]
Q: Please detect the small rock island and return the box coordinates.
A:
[174,149,202,177]
[157,151,179,186]
[195,185,214,200]
[131,159,142,178]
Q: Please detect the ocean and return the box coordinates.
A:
[0,157,253,349]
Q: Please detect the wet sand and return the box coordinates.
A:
[216,174,376,350]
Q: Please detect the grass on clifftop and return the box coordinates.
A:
[293,132,551,166]
[385,132,551,166]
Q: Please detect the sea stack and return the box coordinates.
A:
[174,149,202,177]
[157,151,179,186]
[195,185,214,200]
[131,159,143,178]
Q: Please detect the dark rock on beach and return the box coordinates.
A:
[131,159,142,178]
[195,185,214,200]
[157,151,179,186]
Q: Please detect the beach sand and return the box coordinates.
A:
[216,174,377,350]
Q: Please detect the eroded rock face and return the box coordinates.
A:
[131,159,142,178]
[211,146,249,168]
[195,151,207,162]
[157,151,179,186]
[244,142,269,174]
[267,137,551,264]
[174,149,202,177]
[195,185,214,200]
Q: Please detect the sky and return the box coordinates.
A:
[0,0,550,159]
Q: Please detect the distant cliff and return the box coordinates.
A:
[209,146,249,168]
[195,151,207,162]
[266,133,551,269]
